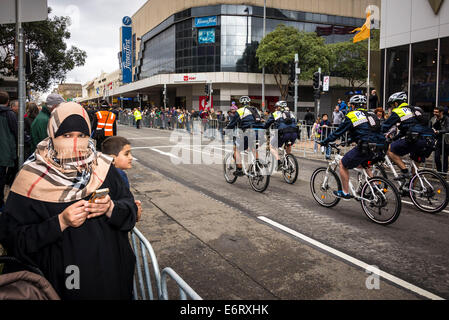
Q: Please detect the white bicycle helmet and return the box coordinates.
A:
[349,95,367,106]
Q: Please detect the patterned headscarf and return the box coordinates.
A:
[11,102,112,203]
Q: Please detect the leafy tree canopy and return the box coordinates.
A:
[0,7,87,92]
[256,24,332,100]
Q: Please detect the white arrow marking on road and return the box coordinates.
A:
[258,216,445,300]
[148,147,182,160]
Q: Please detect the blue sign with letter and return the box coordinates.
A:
[198,28,215,44]
[121,26,132,84]
[122,16,132,26]
[195,16,217,28]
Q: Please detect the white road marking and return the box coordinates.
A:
[401,200,449,214]
[257,216,444,300]
[147,147,182,160]
[127,137,169,140]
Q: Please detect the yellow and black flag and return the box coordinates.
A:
[351,11,371,43]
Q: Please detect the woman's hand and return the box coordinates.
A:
[85,195,115,219]
[135,200,142,222]
[58,200,89,231]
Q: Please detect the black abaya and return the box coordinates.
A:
[0,165,137,300]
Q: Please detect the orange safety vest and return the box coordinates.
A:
[96,110,116,137]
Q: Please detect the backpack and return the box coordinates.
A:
[246,106,262,123]
[409,106,427,126]
[282,111,293,125]
[361,110,381,133]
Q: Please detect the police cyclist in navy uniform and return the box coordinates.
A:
[264,101,299,171]
[320,95,386,199]
[381,92,435,180]
[225,96,264,176]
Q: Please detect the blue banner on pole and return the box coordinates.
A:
[121,26,132,84]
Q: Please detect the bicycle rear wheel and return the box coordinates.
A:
[310,167,341,208]
[360,177,401,225]
[282,154,299,184]
[248,162,270,193]
[409,170,449,213]
[223,152,238,184]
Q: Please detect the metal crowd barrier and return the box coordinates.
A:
[130,227,202,300]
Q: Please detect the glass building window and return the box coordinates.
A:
[386,45,409,102]
[411,40,438,111]
[440,37,449,107]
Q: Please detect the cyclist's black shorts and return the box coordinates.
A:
[234,129,265,151]
[341,146,372,169]
[390,137,434,162]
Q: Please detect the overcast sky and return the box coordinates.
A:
[47,0,146,92]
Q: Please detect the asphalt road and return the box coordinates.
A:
[118,124,449,300]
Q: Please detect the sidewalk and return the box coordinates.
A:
[129,159,420,300]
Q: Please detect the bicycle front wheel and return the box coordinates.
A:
[360,177,401,225]
[282,154,299,184]
[310,167,341,208]
[248,162,270,193]
[409,170,449,214]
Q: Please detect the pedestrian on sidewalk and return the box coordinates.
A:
[320,114,332,159]
[0,91,18,214]
[0,102,137,300]
[102,136,142,222]
[332,105,345,127]
[304,108,315,139]
[311,117,321,153]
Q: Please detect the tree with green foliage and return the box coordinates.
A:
[256,24,333,100]
[0,7,87,93]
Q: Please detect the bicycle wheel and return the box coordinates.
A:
[360,177,401,225]
[409,170,449,214]
[310,167,341,208]
[248,161,270,193]
[223,152,238,184]
[282,154,299,184]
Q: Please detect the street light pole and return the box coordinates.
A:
[16,0,25,168]
[261,0,266,113]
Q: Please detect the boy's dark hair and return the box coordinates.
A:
[101,136,131,156]
[0,91,9,105]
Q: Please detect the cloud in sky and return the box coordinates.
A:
[47,0,146,88]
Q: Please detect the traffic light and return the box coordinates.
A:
[288,85,294,98]
[314,89,321,100]
[205,83,209,95]
[313,72,320,90]
[289,63,296,82]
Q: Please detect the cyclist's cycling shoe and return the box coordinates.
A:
[394,172,412,181]
[333,190,353,200]
[234,168,245,177]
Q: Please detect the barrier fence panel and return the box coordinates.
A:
[161,267,203,300]
[129,227,202,300]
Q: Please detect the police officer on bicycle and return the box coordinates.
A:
[381,92,435,180]
[264,101,299,170]
[225,96,264,176]
[320,95,386,199]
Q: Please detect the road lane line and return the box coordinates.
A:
[401,200,449,214]
[257,216,444,300]
[147,147,182,160]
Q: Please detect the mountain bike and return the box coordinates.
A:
[371,154,449,213]
[223,129,270,193]
[310,142,402,225]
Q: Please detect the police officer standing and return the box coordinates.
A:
[92,100,117,152]
[320,95,386,199]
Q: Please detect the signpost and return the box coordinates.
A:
[1,0,48,168]
[322,76,330,92]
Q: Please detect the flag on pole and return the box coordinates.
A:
[351,11,371,43]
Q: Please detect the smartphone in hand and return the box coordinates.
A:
[89,188,110,203]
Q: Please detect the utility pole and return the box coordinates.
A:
[313,68,322,119]
[163,84,167,109]
[261,0,266,113]
[16,0,25,168]
[294,53,299,116]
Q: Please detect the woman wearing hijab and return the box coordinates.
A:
[0,102,137,300]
